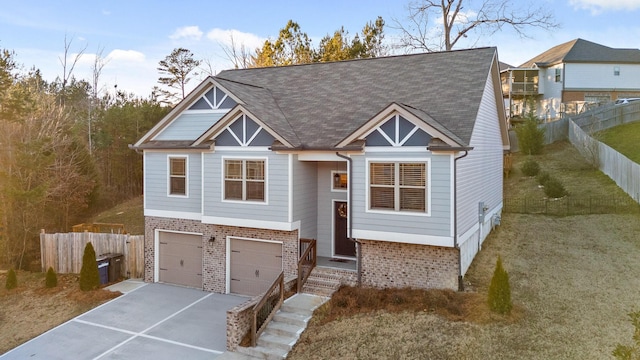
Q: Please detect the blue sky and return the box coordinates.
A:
[1,0,640,97]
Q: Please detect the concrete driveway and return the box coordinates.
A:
[0,282,247,360]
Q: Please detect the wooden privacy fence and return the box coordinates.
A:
[40,232,145,278]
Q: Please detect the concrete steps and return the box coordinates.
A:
[233,293,328,360]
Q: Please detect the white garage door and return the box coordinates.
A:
[230,238,282,296]
[158,232,203,288]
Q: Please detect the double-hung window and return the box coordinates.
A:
[169,157,187,196]
[224,159,265,202]
[369,162,427,212]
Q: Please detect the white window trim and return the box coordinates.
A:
[330,170,348,192]
[167,155,188,198]
[221,156,269,205]
[365,158,431,217]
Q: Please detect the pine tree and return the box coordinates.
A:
[45,266,58,288]
[5,268,17,290]
[79,242,100,291]
[488,256,512,314]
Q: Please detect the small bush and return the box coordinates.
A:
[536,171,551,186]
[613,310,640,359]
[45,267,58,288]
[544,177,568,198]
[521,158,540,176]
[488,256,512,315]
[79,242,100,291]
[5,268,17,290]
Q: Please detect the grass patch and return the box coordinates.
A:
[504,141,630,199]
[90,196,144,234]
[597,121,640,163]
[0,270,120,353]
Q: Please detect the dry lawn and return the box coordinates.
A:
[0,271,120,354]
[90,195,144,234]
[289,141,640,359]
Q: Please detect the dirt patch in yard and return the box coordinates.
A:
[0,271,120,354]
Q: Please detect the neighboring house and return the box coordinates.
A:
[131,47,509,296]
[501,38,640,121]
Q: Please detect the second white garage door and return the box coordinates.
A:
[158,231,203,289]
[229,238,282,296]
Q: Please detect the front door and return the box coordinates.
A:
[334,201,355,257]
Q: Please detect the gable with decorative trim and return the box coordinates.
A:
[153,86,236,141]
[215,114,276,147]
[365,114,432,146]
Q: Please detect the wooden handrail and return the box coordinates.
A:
[251,271,284,347]
[297,238,316,293]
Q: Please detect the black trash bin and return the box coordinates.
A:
[96,256,109,285]
[102,253,124,282]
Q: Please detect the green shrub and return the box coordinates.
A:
[536,171,551,186]
[45,267,58,288]
[488,256,512,315]
[515,117,545,155]
[79,242,100,291]
[613,310,640,359]
[521,158,540,176]
[544,177,568,198]
[5,268,17,290]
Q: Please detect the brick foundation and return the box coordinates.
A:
[359,240,459,290]
[144,216,299,293]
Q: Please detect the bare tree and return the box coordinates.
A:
[394,0,559,52]
[218,33,253,70]
[58,34,87,103]
[88,47,109,155]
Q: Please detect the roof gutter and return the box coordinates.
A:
[335,151,361,286]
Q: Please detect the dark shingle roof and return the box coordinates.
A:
[519,39,640,68]
[214,47,497,148]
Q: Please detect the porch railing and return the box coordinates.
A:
[251,271,284,347]
[297,238,316,292]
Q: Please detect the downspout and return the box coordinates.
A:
[454,150,469,291]
[336,152,361,286]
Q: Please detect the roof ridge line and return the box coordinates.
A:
[215,76,266,90]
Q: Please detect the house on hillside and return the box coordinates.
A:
[501,38,640,121]
[131,47,509,296]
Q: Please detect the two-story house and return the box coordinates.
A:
[501,38,640,121]
[132,47,509,296]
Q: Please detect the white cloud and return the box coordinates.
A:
[169,26,203,41]
[106,49,146,63]
[570,0,640,13]
[206,28,265,51]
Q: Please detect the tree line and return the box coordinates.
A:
[0,1,558,269]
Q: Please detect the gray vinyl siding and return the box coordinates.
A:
[315,162,347,257]
[154,112,225,140]
[292,157,318,239]
[144,152,202,214]
[351,150,451,238]
[202,150,289,223]
[456,71,504,237]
